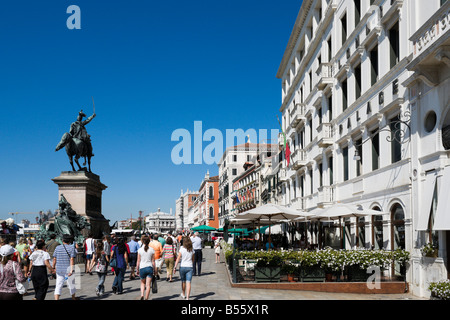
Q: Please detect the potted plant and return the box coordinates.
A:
[299,250,325,282]
[429,280,450,300]
[421,243,438,258]
[281,262,298,282]
[318,248,343,282]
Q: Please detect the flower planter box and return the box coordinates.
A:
[300,266,325,282]
[254,267,281,283]
[424,250,438,258]
[346,265,369,282]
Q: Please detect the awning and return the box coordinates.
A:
[433,167,450,230]
[416,172,436,231]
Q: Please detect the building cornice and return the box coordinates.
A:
[276,0,314,80]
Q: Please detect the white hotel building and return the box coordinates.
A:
[277,0,449,298]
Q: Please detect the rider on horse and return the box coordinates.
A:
[70,110,96,157]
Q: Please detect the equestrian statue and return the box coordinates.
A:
[56,103,96,173]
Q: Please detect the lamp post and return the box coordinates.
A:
[352,111,411,161]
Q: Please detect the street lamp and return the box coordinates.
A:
[353,150,361,161]
[352,110,411,161]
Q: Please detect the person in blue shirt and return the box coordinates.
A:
[52,235,79,300]
[265,237,274,251]
[111,237,129,294]
[127,236,140,280]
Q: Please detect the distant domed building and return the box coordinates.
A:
[144,208,175,234]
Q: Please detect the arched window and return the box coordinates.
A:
[209,207,214,220]
[371,206,384,249]
[391,203,405,250]
[209,186,214,199]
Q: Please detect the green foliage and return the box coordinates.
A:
[429,280,450,300]
[233,247,410,271]
[421,243,438,257]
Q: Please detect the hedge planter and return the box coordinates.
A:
[347,265,369,282]
[300,266,325,282]
[255,267,281,283]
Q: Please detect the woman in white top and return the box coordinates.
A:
[173,236,195,300]
[136,235,156,300]
[28,239,52,300]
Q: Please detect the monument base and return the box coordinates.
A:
[52,171,110,239]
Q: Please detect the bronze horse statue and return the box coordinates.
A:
[56,132,93,172]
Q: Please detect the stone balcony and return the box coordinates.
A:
[317,185,335,207]
[291,148,307,170]
[317,123,334,147]
[290,103,307,128]
[316,63,334,90]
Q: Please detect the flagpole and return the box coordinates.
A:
[276,115,291,167]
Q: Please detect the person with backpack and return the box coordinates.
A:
[88,240,110,296]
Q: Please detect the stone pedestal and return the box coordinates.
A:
[52,171,110,238]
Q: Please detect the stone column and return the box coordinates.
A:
[52,171,110,239]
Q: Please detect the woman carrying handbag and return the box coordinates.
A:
[89,240,110,296]
[110,237,128,295]
[0,245,27,300]
[162,237,176,282]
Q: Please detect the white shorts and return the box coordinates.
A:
[55,273,76,296]
[155,258,164,269]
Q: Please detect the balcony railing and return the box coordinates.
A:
[290,197,306,210]
[317,186,334,207]
[316,63,334,90]
[279,169,288,182]
[290,103,307,127]
[317,123,334,147]
[291,148,307,170]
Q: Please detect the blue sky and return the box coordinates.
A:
[0,0,301,224]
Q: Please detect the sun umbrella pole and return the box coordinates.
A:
[252,220,255,249]
[269,216,272,251]
[258,219,261,249]
[232,223,237,283]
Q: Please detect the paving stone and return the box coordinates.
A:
[22,248,423,301]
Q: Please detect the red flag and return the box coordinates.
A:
[286,142,291,167]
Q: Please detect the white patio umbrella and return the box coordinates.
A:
[307,203,386,249]
[236,204,312,221]
[309,203,386,221]
[235,204,313,249]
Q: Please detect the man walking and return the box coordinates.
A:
[149,235,163,280]
[45,234,58,279]
[190,232,203,276]
[127,236,140,280]
[52,235,79,300]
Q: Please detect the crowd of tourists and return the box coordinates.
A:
[0,230,218,300]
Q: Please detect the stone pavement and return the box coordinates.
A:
[22,248,423,301]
